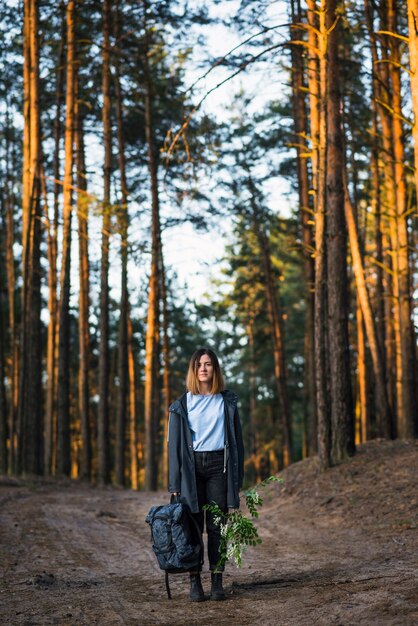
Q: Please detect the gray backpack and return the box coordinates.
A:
[145,500,204,598]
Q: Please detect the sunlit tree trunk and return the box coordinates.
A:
[365,0,399,434]
[75,96,91,480]
[128,314,138,490]
[355,304,367,443]
[408,0,418,197]
[388,0,417,438]
[45,4,65,476]
[370,99,388,435]
[307,0,322,456]
[160,244,171,488]
[143,39,161,491]
[114,5,129,485]
[56,0,76,476]
[314,0,331,470]
[115,4,129,482]
[370,2,404,434]
[326,0,354,464]
[18,0,43,475]
[290,0,317,456]
[98,0,112,484]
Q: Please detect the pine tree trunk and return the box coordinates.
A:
[75,100,91,480]
[45,5,65,476]
[368,0,405,435]
[326,0,354,464]
[0,259,7,473]
[355,303,367,443]
[407,0,418,437]
[160,244,171,488]
[18,0,43,475]
[408,0,418,198]
[98,0,112,484]
[247,315,259,481]
[314,0,331,470]
[128,314,138,490]
[143,42,161,491]
[56,0,76,476]
[4,106,18,473]
[114,1,129,485]
[370,96,388,437]
[290,0,317,455]
[388,0,417,438]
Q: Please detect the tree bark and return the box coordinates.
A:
[75,98,91,480]
[160,243,171,488]
[18,0,43,475]
[45,3,65,477]
[128,314,138,490]
[408,0,418,197]
[56,0,76,476]
[314,0,331,470]
[114,0,129,486]
[0,241,8,473]
[290,0,317,455]
[247,315,260,481]
[355,303,367,443]
[4,104,18,473]
[388,0,417,438]
[370,94,388,436]
[98,0,112,484]
[325,0,354,465]
[143,34,162,491]
[368,0,404,435]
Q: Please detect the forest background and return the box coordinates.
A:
[0,0,417,491]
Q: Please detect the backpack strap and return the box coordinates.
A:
[165,571,172,600]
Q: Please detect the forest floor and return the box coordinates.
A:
[0,439,417,626]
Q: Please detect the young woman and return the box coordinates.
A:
[168,348,244,602]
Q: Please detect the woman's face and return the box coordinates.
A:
[197,355,213,386]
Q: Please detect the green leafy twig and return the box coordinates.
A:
[203,475,283,571]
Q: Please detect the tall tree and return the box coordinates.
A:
[387,0,417,438]
[97,0,112,484]
[17,0,43,475]
[75,93,91,480]
[44,3,66,476]
[325,0,354,463]
[114,0,129,486]
[3,105,18,473]
[290,0,317,455]
[143,25,162,491]
[408,0,418,199]
[313,0,331,469]
[56,0,76,476]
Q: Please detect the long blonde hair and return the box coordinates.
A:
[186,348,225,395]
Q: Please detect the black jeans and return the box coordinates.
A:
[193,450,227,571]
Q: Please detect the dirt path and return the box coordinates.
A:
[1,440,417,625]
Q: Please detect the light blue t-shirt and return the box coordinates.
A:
[186,392,225,451]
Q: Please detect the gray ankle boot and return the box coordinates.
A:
[210,572,226,600]
[189,572,205,602]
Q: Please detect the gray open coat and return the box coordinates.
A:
[167,390,244,514]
